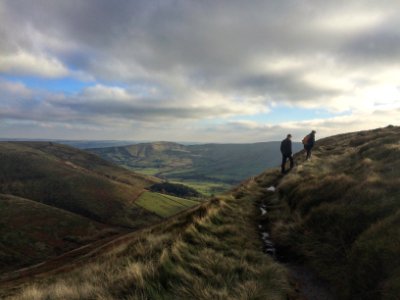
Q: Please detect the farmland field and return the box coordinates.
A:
[135,192,200,217]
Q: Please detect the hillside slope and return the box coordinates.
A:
[0,194,115,273]
[0,142,161,228]
[89,141,302,194]
[2,126,398,299]
[0,142,205,275]
[240,125,400,299]
[1,195,292,300]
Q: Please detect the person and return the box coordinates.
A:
[280,134,294,174]
[303,130,316,160]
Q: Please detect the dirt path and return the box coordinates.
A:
[287,264,336,300]
[0,232,130,286]
[0,204,202,294]
[257,188,336,300]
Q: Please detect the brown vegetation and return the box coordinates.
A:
[247,126,400,299]
[2,194,291,299]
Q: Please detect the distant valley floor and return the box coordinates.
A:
[89,141,303,195]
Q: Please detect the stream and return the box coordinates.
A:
[258,186,336,300]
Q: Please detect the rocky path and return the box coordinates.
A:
[287,264,335,300]
[258,186,336,300]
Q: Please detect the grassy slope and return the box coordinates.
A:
[135,192,200,217]
[3,195,292,299]
[4,126,398,299]
[241,126,400,300]
[0,142,164,274]
[90,141,302,194]
[0,142,161,228]
[0,194,116,273]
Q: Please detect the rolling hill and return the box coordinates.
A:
[0,139,137,149]
[0,194,113,272]
[0,142,161,228]
[0,142,199,274]
[89,141,302,194]
[1,126,399,300]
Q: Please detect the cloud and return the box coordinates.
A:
[199,109,400,143]
[0,50,70,78]
[0,81,266,127]
[0,79,32,98]
[0,0,399,140]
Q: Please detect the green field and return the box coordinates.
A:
[135,192,200,217]
[129,167,161,176]
[170,180,231,196]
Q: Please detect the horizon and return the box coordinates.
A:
[1,0,399,142]
[0,136,294,144]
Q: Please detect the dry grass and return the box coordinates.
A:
[4,193,291,299]
[6,126,398,300]
[242,126,400,300]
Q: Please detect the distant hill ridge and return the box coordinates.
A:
[0,141,163,273]
[89,140,303,194]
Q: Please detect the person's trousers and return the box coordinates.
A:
[305,146,313,159]
[281,154,294,173]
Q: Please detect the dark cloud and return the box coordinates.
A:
[0,0,399,140]
[2,1,399,83]
[340,20,400,65]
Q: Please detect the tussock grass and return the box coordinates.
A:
[243,126,400,300]
[4,193,291,299]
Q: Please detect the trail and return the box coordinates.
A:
[258,186,336,300]
[287,264,335,300]
[0,204,202,295]
[0,232,133,287]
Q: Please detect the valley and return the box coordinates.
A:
[89,141,302,195]
[1,126,399,300]
[0,142,199,275]
[2,1,398,299]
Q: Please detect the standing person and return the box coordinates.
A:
[280,134,294,174]
[302,130,316,160]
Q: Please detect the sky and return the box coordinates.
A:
[0,0,399,143]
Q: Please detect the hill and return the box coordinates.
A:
[0,194,115,273]
[89,141,302,194]
[0,142,199,274]
[0,142,161,228]
[0,195,292,300]
[0,139,137,149]
[0,142,202,275]
[2,126,399,300]
[240,125,400,299]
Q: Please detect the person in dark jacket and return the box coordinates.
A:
[304,130,316,160]
[280,134,294,174]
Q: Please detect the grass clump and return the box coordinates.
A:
[3,192,292,299]
[243,126,400,300]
